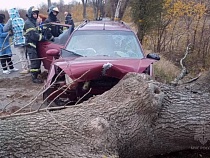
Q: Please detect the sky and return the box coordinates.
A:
[0,0,77,10]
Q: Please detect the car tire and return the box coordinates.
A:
[43,88,62,108]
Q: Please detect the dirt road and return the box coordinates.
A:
[0,46,44,113]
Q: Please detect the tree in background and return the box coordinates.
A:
[48,0,52,8]
[105,0,129,20]
[130,0,210,74]
[1,0,130,29]
[115,0,130,20]
[81,0,88,19]
[130,0,164,43]
[91,0,105,20]
[58,0,65,13]
[110,0,118,19]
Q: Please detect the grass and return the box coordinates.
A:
[153,55,180,83]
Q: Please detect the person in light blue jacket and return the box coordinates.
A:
[4,8,29,74]
[0,13,18,74]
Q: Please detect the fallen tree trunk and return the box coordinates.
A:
[0,72,210,158]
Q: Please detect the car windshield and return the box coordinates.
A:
[65,30,144,58]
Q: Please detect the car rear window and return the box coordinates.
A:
[65,30,144,58]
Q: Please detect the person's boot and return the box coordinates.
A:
[37,69,41,74]
[31,72,43,84]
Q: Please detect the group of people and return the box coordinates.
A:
[0,5,75,84]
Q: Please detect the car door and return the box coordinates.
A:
[37,23,73,70]
[37,41,64,70]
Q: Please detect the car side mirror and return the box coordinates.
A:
[146,53,160,60]
[46,49,59,56]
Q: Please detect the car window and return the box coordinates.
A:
[65,30,144,58]
[53,28,72,45]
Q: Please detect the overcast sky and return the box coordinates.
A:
[0,0,77,10]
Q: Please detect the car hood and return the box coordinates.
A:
[46,57,158,87]
[47,56,157,83]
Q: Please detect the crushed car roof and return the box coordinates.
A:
[76,20,132,31]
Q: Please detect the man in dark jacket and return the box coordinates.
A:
[64,12,75,30]
[44,5,62,37]
[24,6,45,83]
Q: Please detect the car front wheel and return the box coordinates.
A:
[43,88,67,108]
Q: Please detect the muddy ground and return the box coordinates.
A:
[1,71,210,158]
[0,45,47,114]
[0,75,44,114]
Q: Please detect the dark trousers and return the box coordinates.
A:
[0,55,14,70]
[26,46,41,70]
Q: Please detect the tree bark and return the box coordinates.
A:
[118,0,130,20]
[81,0,88,19]
[1,72,210,157]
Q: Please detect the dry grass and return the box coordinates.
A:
[153,55,180,83]
[144,49,180,83]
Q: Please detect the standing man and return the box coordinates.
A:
[64,11,75,32]
[24,6,45,84]
[3,8,29,74]
[44,5,62,37]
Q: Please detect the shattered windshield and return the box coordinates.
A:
[65,30,144,58]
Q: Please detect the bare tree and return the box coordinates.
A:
[1,72,210,157]
[114,0,130,20]
[47,0,52,8]
[81,0,88,19]
[91,0,105,20]
[109,0,129,20]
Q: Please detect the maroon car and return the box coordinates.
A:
[39,20,160,106]
[37,23,72,70]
